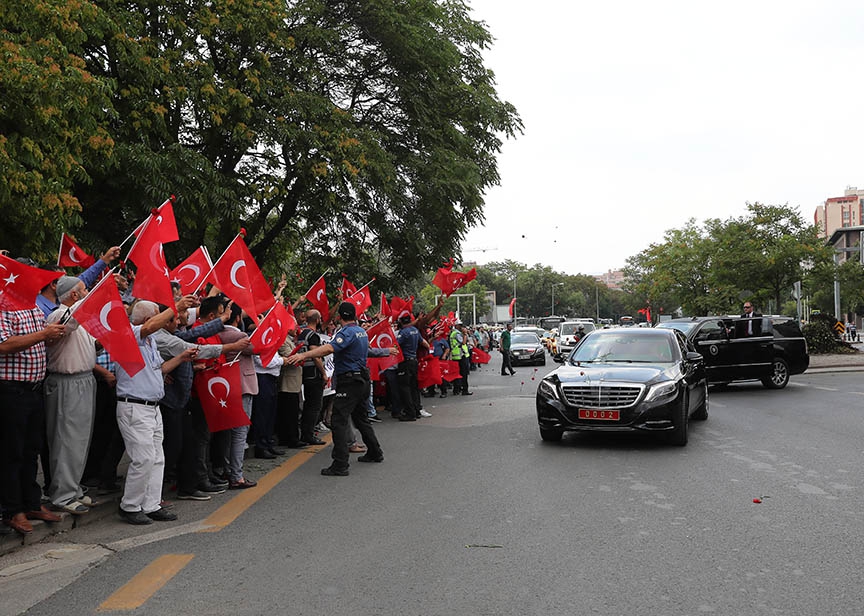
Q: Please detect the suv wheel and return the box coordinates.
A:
[761,358,790,389]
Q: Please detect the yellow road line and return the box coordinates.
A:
[199,433,332,532]
[98,553,194,611]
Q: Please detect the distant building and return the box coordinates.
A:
[596,269,626,290]
[815,187,864,238]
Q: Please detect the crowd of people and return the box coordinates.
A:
[0,248,501,534]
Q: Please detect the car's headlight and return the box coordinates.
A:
[644,381,678,402]
[538,379,560,400]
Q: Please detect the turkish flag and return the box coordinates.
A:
[57,233,96,268]
[509,298,517,318]
[133,197,179,245]
[341,276,357,299]
[210,235,273,324]
[170,247,213,295]
[250,302,296,366]
[366,318,401,378]
[379,292,391,318]
[347,284,372,315]
[193,361,250,432]
[389,295,414,323]
[127,216,175,310]
[432,262,477,297]
[439,359,462,382]
[72,275,146,377]
[471,347,491,364]
[417,356,443,389]
[0,255,63,312]
[304,275,329,318]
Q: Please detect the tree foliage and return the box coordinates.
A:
[624,203,831,316]
[2,0,521,286]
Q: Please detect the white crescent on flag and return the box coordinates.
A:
[207,377,231,408]
[316,289,324,301]
[375,332,394,347]
[99,303,113,332]
[68,247,84,264]
[230,261,247,289]
[261,327,274,346]
[177,263,201,285]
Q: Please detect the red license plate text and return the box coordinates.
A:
[578,409,620,421]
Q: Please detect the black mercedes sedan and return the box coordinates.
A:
[537,328,708,446]
[509,332,546,366]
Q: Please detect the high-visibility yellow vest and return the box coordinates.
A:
[449,330,464,360]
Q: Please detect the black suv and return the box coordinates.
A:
[656,316,808,389]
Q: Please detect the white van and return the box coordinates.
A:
[557,320,596,356]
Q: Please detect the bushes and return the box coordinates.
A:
[803,314,857,354]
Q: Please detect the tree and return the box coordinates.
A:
[0,2,115,260]
[69,0,521,286]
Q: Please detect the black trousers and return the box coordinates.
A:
[500,350,514,375]
[458,357,471,393]
[330,373,381,470]
[159,403,184,482]
[276,391,301,445]
[0,381,45,517]
[252,374,278,451]
[397,358,420,417]
[384,368,402,416]
[178,398,209,493]
[300,378,324,443]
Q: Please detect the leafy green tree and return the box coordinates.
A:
[72,0,521,286]
[0,1,115,260]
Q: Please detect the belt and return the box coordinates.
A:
[117,397,159,407]
[337,370,367,378]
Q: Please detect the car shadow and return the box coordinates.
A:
[544,427,707,451]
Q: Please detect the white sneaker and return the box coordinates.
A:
[316,422,331,433]
[419,409,432,418]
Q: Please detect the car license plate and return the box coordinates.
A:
[578,409,620,421]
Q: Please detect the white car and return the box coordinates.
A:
[556,321,597,356]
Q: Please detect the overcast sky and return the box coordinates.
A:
[463,0,864,276]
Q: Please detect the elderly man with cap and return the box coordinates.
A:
[43,276,106,515]
[287,302,383,476]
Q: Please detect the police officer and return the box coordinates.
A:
[396,314,429,421]
[286,302,383,476]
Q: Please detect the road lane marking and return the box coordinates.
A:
[199,433,332,532]
[97,553,194,611]
[812,386,838,391]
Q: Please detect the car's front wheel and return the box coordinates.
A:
[692,382,709,421]
[539,427,563,442]
[761,358,790,389]
[667,392,689,446]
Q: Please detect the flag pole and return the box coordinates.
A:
[193,235,239,296]
[56,233,64,267]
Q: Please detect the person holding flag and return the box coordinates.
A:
[0,266,66,535]
[286,302,384,475]
[36,246,122,317]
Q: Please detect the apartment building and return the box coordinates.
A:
[815,187,864,238]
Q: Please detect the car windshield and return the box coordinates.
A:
[560,322,595,336]
[656,322,697,335]
[511,333,540,344]
[570,333,677,363]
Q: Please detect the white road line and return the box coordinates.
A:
[811,386,838,392]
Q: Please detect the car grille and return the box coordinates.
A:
[561,384,644,409]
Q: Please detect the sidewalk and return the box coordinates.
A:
[807,351,864,371]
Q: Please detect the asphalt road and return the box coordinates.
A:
[8,360,864,615]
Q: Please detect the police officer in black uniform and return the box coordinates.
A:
[286,302,383,476]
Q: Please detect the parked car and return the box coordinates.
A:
[536,327,708,446]
[556,320,597,357]
[655,315,808,389]
[510,332,546,366]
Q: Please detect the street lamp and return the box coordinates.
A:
[551,282,564,316]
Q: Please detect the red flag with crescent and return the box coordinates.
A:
[417,355,443,389]
[57,233,96,268]
[127,217,175,310]
[347,283,372,315]
[471,347,491,364]
[304,275,329,318]
[72,275,146,376]
[210,235,273,324]
[389,295,414,323]
[250,302,296,366]
[132,197,179,244]
[379,292,391,318]
[0,254,64,312]
[366,317,402,378]
[193,361,250,432]
[439,359,462,382]
[170,247,213,295]
[341,276,357,299]
[432,261,477,297]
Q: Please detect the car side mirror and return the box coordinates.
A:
[686,351,703,363]
[553,353,564,363]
